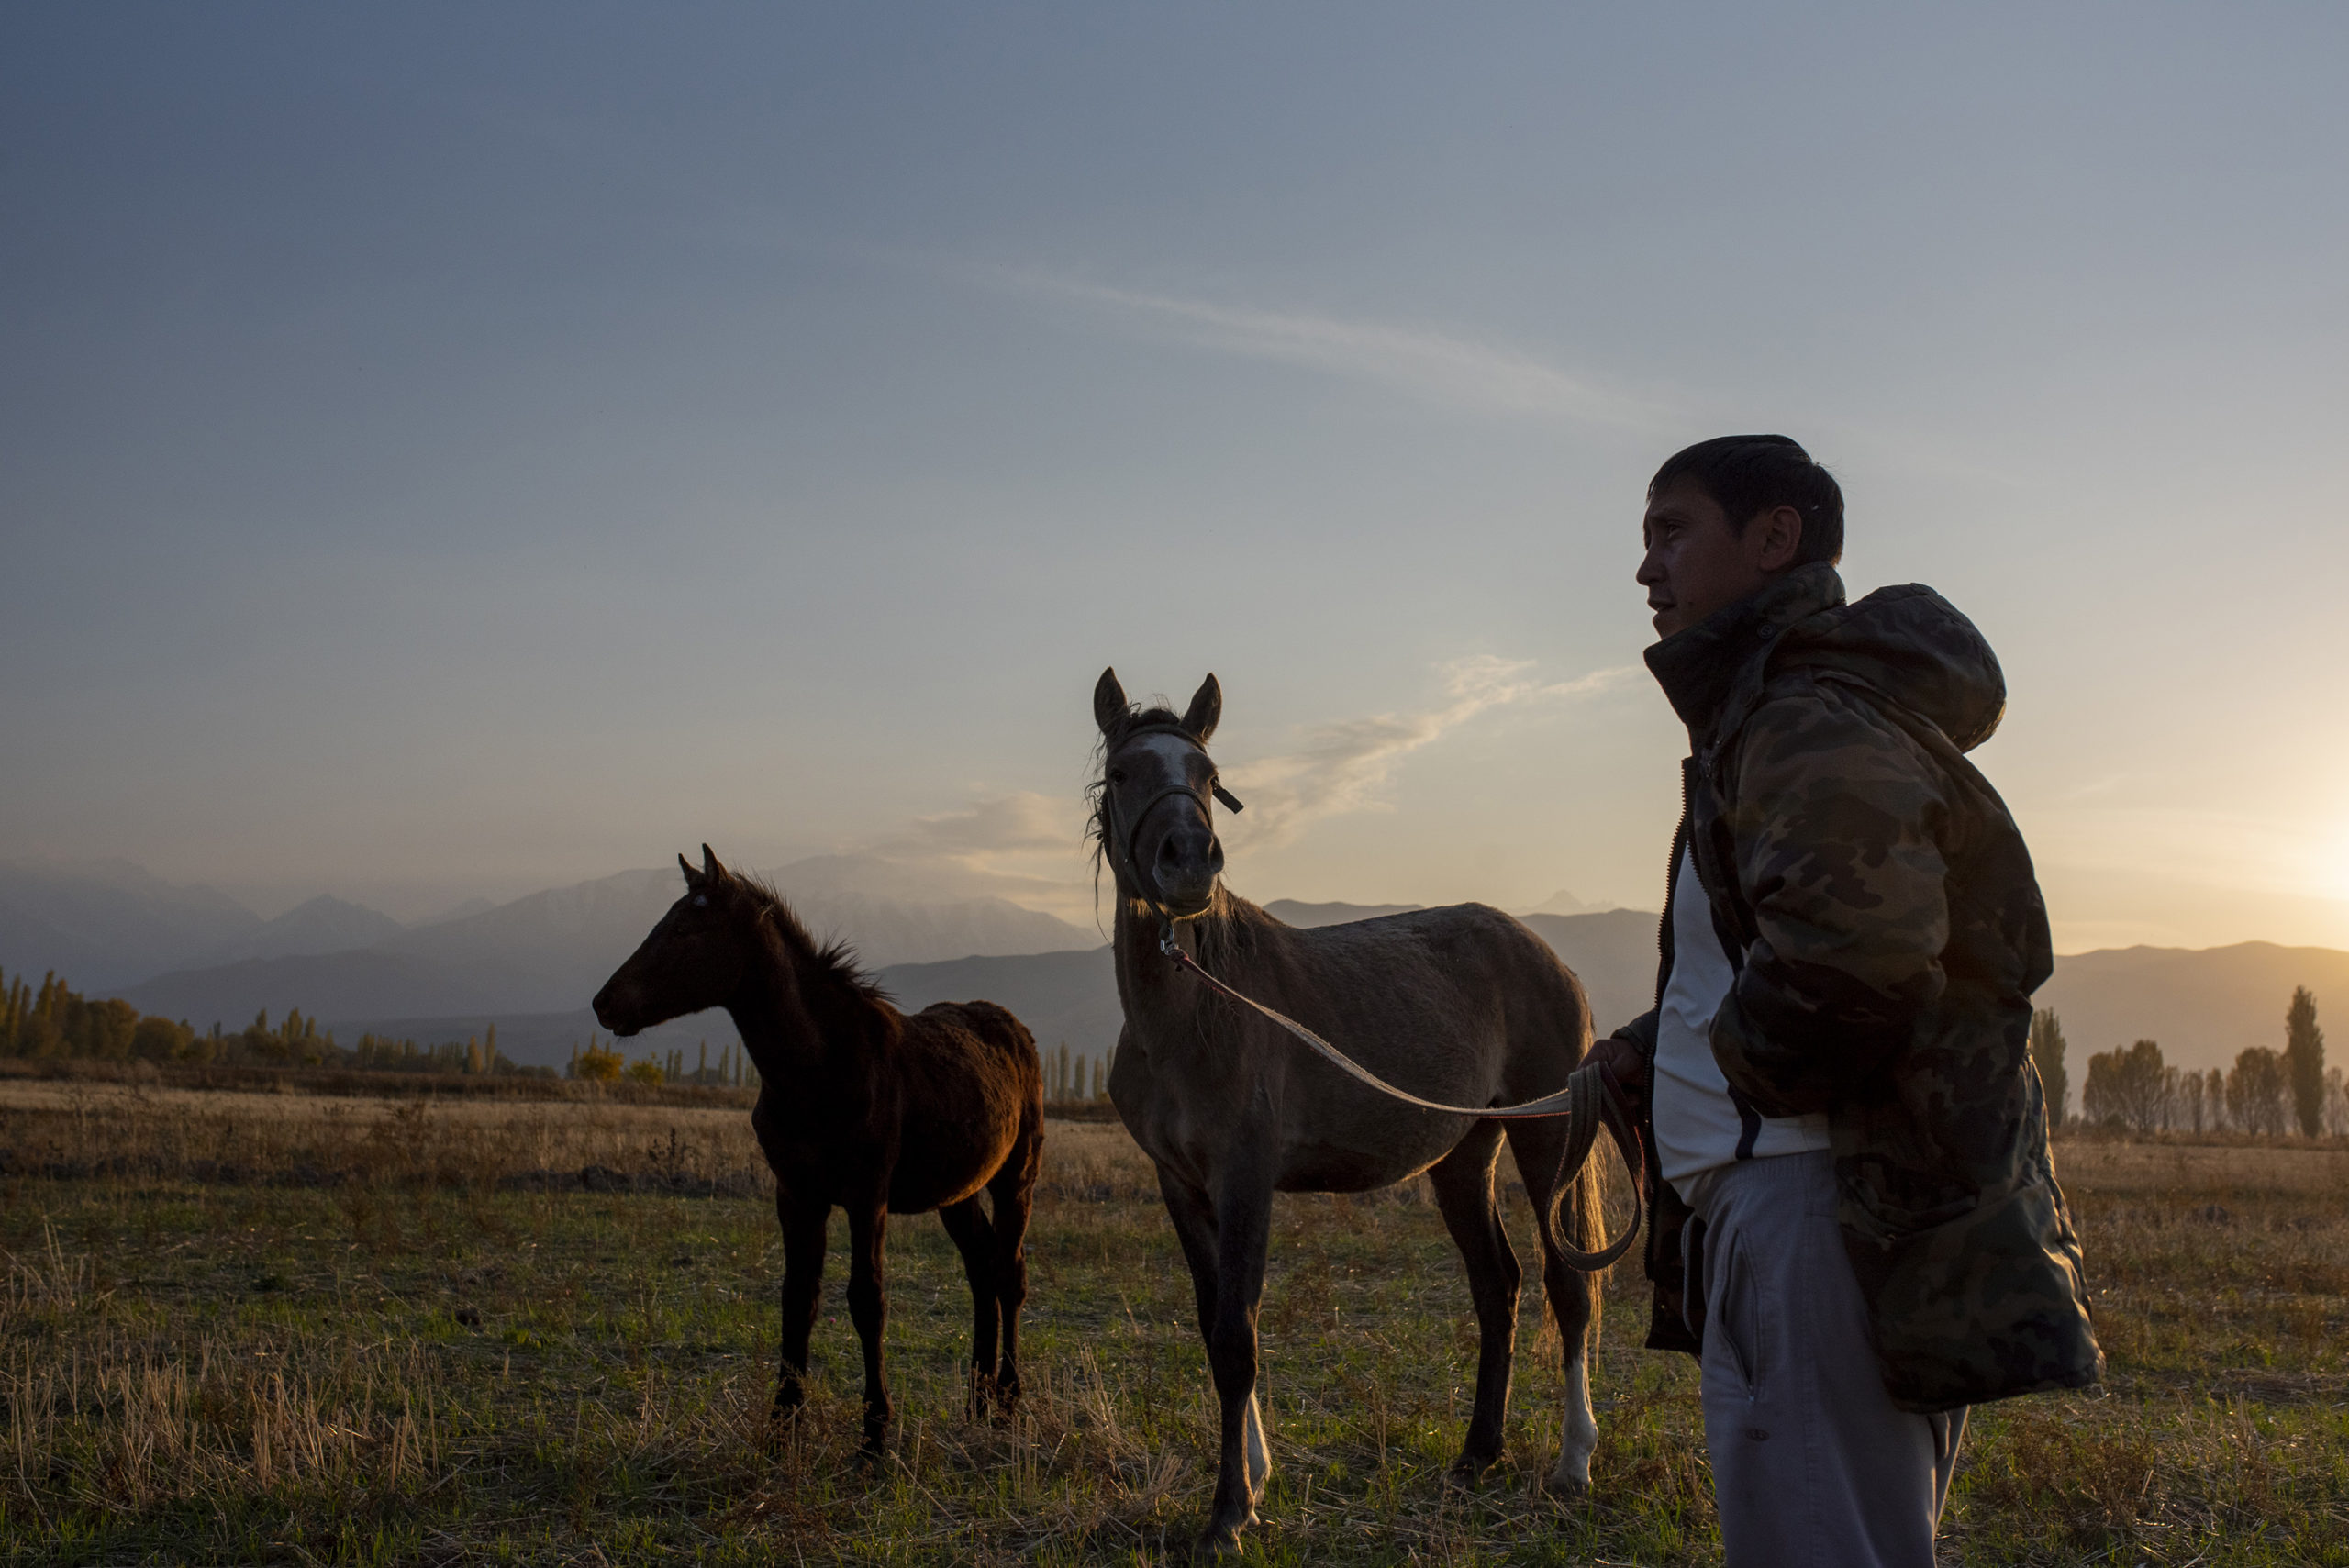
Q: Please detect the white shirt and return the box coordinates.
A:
[1653,845,1831,1213]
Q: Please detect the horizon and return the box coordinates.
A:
[17,847,2349,968]
[6,7,2346,957]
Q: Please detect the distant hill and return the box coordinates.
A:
[322,935,2349,1088]
[1518,909,1661,1036]
[1261,899,1424,928]
[106,864,1097,1033]
[878,948,1122,1060]
[318,1006,731,1071]
[188,894,406,966]
[49,850,2348,1096]
[0,858,261,992]
[1524,888,1621,917]
[125,950,506,1027]
[2035,941,2349,1078]
[873,906,1668,1066]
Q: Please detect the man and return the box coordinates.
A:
[1584,435,2100,1566]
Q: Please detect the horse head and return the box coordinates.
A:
[592,844,757,1036]
[1091,667,1239,920]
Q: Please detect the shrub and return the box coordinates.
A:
[573,1042,625,1083]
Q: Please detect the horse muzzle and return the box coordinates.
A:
[590,984,644,1038]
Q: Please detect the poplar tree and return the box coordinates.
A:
[2029,1008,2069,1127]
[2284,987,2325,1138]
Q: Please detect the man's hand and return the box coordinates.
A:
[1583,1033,1651,1124]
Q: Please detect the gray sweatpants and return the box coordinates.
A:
[1691,1150,1965,1568]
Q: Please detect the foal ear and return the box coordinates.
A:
[678,852,704,888]
[1093,667,1129,735]
[701,843,730,883]
[1181,673,1222,744]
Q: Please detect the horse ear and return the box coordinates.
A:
[1182,673,1222,744]
[1093,667,1129,735]
[679,852,703,887]
[701,844,729,883]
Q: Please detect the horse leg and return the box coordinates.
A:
[1428,1120,1522,1485]
[844,1197,893,1456]
[773,1193,829,1425]
[937,1197,1000,1416]
[1157,1165,1269,1558]
[1507,1117,1601,1493]
[1206,1173,1275,1554]
[986,1134,1038,1411]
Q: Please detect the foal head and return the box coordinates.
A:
[1090,668,1237,920]
[593,845,767,1037]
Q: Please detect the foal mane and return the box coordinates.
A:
[729,873,892,1007]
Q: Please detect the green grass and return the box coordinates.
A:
[1,1118,2343,1564]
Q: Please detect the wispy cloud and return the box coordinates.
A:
[1002,272,1676,434]
[1225,657,1633,847]
[773,657,1632,919]
[777,792,1097,918]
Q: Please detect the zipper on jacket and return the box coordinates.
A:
[1657,759,1692,1008]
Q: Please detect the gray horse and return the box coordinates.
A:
[1092,668,1607,1557]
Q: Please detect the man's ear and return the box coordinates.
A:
[1753,505,1805,573]
[1093,667,1129,735]
[1181,673,1221,745]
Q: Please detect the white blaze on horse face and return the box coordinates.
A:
[1549,1349,1599,1492]
[1132,733,1202,784]
[1120,732,1214,859]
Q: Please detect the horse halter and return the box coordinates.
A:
[1100,723,1243,923]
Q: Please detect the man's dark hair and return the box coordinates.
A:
[1650,434,1843,567]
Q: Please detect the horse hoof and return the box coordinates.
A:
[1542,1463,1592,1499]
[1191,1525,1246,1560]
[1444,1456,1492,1490]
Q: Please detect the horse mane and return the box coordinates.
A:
[730,873,893,1006]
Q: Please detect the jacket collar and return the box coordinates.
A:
[1644,562,1846,746]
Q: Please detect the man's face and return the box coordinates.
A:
[1636,477,1799,639]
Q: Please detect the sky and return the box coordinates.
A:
[5,4,2347,951]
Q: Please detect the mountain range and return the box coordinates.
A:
[6,859,2340,1098]
[877,906,1664,1066]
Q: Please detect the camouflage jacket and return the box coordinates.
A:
[1620,562,2102,1413]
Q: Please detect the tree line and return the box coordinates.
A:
[564,1034,755,1088]
[0,966,546,1077]
[2031,986,2343,1136]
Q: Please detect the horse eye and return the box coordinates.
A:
[1108,768,1127,784]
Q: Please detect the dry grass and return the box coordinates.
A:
[0,1085,2342,1564]
[0,1078,772,1195]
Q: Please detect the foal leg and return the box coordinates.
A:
[773,1194,830,1424]
[986,1135,1039,1410]
[1428,1121,1522,1485]
[843,1198,893,1456]
[937,1197,1000,1415]
[1508,1118,1601,1494]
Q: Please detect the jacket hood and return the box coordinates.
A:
[1780,582,2008,752]
[1646,563,2008,752]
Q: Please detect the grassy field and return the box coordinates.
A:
[1,1079,2343,1565]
